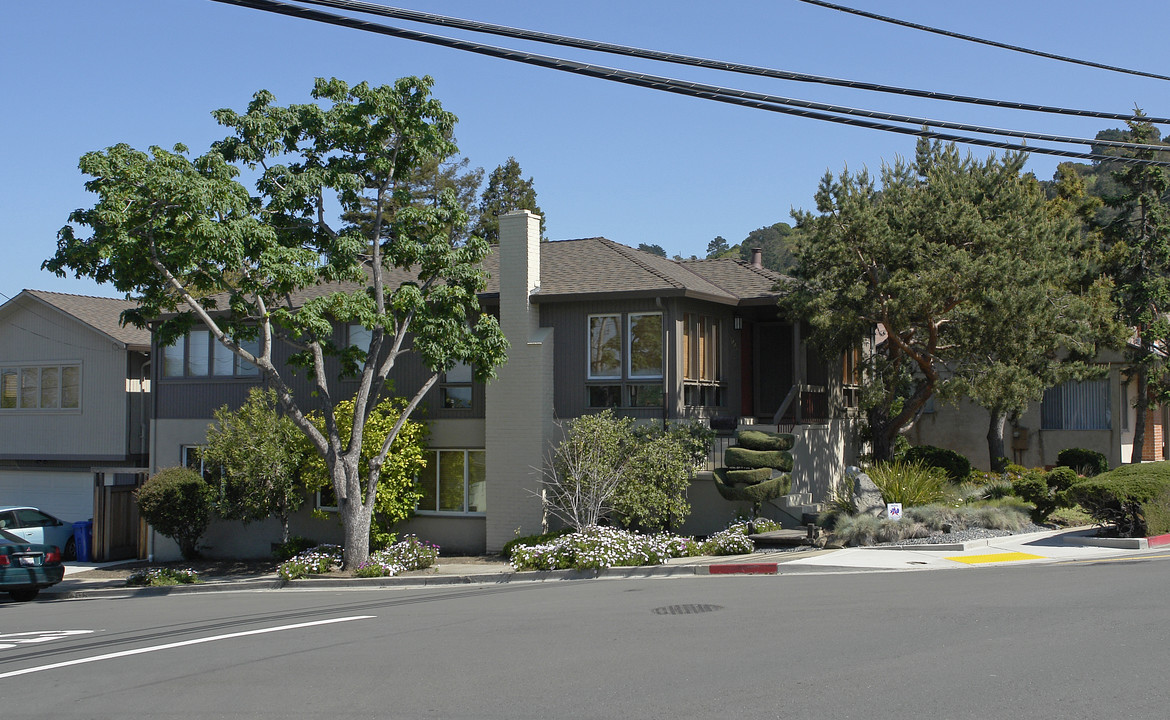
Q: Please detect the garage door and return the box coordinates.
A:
[0,470,93,523]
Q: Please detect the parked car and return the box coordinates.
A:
[0,528,65,601]
[0,507,76,560]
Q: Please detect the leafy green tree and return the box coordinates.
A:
[786,139,1117,464]
[541,411,632,530]
[737,222,801,272]
[302,397,429,549]
[706,236,730,258]
[202,388,309,543]
[612,421,713,531]
[637,243,667,257]
[136,467,215,560]
[1101,114,1170,462]
[46,77,508,567]
[473,157,545,243]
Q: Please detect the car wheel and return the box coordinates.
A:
[64,537,77,561]
[8,589,39,602]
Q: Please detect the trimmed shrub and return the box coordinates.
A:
[721,467,773,484]
[136,467,215,560]
[1045,466,1080,492]
[867,460,948,506]
[1012,467,1079,522]
[903,445,971,483]
[1056,448,1108,477]
[1066,462,1170,537]
[724,447,793,471]
[735,430,795,452]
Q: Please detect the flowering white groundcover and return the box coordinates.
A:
[278,537,440,581]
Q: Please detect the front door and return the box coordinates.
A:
[754,323,794,421]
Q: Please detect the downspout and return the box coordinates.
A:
[141,356,153,562]
[656,296,667,428]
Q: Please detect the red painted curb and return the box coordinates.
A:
[1147,533,1170,548]
[707,563,778,575]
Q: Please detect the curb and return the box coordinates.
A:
[41,578,283,600]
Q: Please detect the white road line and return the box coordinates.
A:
[0,615,375,680]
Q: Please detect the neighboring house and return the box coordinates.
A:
[151,212,858,558]
[909,346,1167,470]
[0,290,151,555]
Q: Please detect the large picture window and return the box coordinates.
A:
[628,313,663,378]
[586,312,664,408]
[1042,378,1110,430]
[416,450,486,514]
[163,330,259,378]
[0,364,81,411]
[588,314,622,379]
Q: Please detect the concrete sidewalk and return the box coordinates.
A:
[34,527,1167,600]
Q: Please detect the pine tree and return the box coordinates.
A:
[473,157,545,243]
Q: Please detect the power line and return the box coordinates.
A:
[292,0,1170,125]
[209,0,1170,167]
[799,0,1170,83]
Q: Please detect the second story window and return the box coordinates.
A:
[163,330,259,378]
[0,364,81,411]
[683,313,723,407]
[588,314,622,379]
[586,312,664,409]
[441,361,473,409]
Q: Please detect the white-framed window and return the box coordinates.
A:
[628,312,663,379]
[441,361,473,409]
[1042,378,1110,430]
[588,314,622,379]
[585,312,665,409]
[416,450,485,514]
[316,485,338,512]
[181,444,219,482]
[163,331,259,378]
[0,364,81,411]
[348,323,373,354]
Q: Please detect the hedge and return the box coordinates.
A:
[724,447,793,472]
[1056,448,1109,477]
[1065,462,1170,537]
[735,430,795,452]
[903,445,971,483]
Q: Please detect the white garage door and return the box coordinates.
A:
[0,470,93,523]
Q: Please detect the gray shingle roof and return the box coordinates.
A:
[20,290,151,349]
[481,238,785,305]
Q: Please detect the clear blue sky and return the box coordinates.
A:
[4,1,1169,300]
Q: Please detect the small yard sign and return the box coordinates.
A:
[887,503,903,521]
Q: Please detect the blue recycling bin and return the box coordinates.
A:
[72,520,93,562]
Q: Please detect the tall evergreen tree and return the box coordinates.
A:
[1102,114,1170,462]
[786,139,1119,464]
[473,157,545,243]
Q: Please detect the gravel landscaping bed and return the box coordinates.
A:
[876,522,1051,546]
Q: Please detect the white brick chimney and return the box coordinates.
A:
[485,210,554,552]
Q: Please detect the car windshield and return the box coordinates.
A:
[0,528,28,544]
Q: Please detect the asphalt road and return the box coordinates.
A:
[2,554,1168,719]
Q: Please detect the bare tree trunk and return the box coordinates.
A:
[1131,367,1148,464]
[987,410,1007,472]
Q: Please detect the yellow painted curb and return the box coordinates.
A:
[945,552,1046,565]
